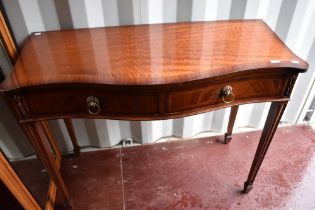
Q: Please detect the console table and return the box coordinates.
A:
[0,20,308,208]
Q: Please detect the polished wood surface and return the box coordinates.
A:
[0,68,298,122]
[243,101,287,193]
[0,20,308,91]
[0,20,309,206]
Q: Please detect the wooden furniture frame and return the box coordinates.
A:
[0,150,41,210]
[0,8,44,210]
[0,9,17,62]
[0,20,308,207]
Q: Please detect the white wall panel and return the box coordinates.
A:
[142,0,163,23]
[191,0,208,21]
[48,120,73,152]
[244,0,261,19]
[1,0,315,159]
[216,0,232,20]
[211,108,230,133]
[265,0,283,29]
[162,0,177,23]
[85,0,105,27]
[68,0,89,28]
[17,0,46,32]
[283,0,315,123]
[204,0,218,21]
[102,0,120,26]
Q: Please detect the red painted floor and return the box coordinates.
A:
[11,157,50,209]
[53,125,315,210]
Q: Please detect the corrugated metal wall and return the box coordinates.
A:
[1,0,315,159]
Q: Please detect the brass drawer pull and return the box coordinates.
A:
[221,85,235,104]
[87,96,101,115]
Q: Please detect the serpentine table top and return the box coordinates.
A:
[0,20,308,207]
[0,19,307,90]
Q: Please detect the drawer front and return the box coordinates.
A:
[6,71,291,121]
[165,74,287,113]
[19,88,159,118]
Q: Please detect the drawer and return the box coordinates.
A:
[7,71,291,121]
[165,73,288,113]
[17,87,159,119]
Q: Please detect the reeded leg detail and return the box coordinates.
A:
[224,105,239,144]
[243,102,287,193]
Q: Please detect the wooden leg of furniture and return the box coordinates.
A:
[41,121,61,158]
[0,150,41,210]
[22,122,71,206]
[64,119,80,156]
[243,102,287,193]
[224,105,239,144]
[41,121,63,210]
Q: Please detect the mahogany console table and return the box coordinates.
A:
[0,20,308,207]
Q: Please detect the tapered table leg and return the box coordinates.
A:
[224,105,239,144]
[243,102,287,193]
[22,122,71,205]
[64,119,80,156]
[41,121,61,158]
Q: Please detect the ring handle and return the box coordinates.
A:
[87,96,101,115]
[221,85,235,104]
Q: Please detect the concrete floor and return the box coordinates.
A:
[49,125,315,209]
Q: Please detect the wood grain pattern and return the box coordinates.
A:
[1,69,297,122]
[165,70,287,113]
[0,20,308,91]
[0,20,309,204]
